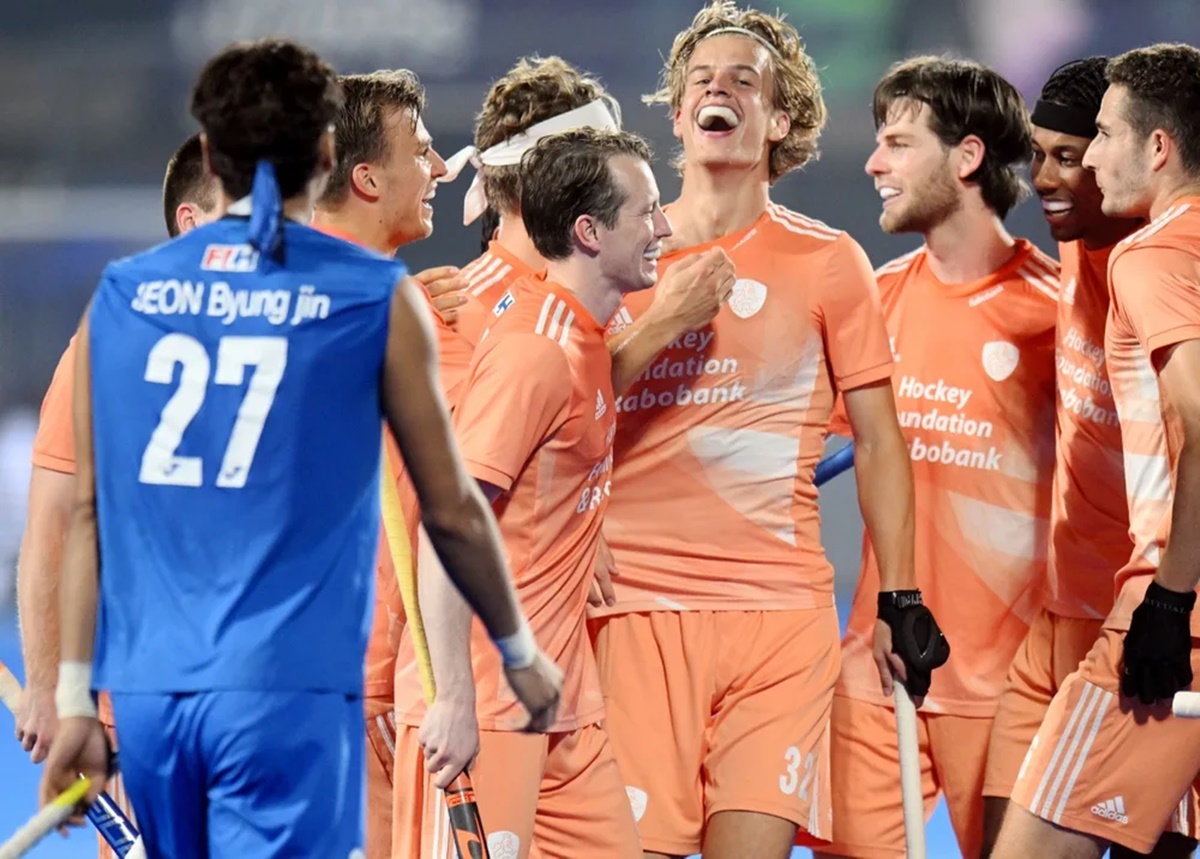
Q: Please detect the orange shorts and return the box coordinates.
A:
[392,724,639,859]
[1012,628,1200,854]
[983,609,1102,799]
[365,696,397,859]
[99,719,139,859]
[823,695,992,859]
[589,608,839,856]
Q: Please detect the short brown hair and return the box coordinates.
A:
[162,133,216,237]
[520,128,652,261]
[1107,44,1200,175]
[190,39,342,201]
[475,56,616,216]
[319,70,426,207]
[645,0,825,183]
[873,55,1032,218]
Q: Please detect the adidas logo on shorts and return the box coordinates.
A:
[595,389,607,420]
[1090,796,1128,824]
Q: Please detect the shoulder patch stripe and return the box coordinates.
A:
[533,294,556,336]
[469,264,512,298]
[1124,204,1190,247]
[769,204,841,238]
[767,208,838,242]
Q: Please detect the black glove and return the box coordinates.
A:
[1121,580,1195,706]
[878,590,950,698]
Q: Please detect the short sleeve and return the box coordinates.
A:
[31,337,78,474]
[452,333,573,492]
[817,235,894,393]
[1112,246,1200,360]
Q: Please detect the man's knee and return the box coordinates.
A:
[702,810,797,859]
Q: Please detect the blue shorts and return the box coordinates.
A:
[110,690,363,858]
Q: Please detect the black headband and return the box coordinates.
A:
[1031,99,1098,139]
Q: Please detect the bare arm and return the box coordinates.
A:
[843,380,916,591]
[59,315,100,668]
[608,249,734,395]
[382,277,523,640]
[1152,340,1200,594]
[17,467,74,688]
[14,466,74,760]
[420,481,503,702]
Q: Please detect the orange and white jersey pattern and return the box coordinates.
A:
[838,241,1059,716]
[395,274,615,733]
[1045,239,1131,620]
[434,241,535,410]
[593,204,895,615]
[1104,199,1200,635]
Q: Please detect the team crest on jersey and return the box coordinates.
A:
[201,244,260,273]
[1063,277,1077,306]
[487,831,521,859]
[729,278,767,319]
[607,306,634,336]
[982,341,1020,382]
[492,290,515,317]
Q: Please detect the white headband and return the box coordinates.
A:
[701,26,780,56]
[441,98,621,225]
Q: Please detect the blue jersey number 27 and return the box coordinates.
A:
[138,333,288,488]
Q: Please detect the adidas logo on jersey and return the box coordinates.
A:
[1091,797,1128,824]
[607,306,633,336]
[595,389,607,420]
[201,244,260,273]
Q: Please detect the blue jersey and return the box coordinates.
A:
[89,217,404,696]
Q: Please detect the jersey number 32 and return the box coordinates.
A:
[138,333,287,489]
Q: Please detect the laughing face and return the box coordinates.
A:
[673,33,789,177]
[596,154,673,293]
[1031,125,1107,244]
[864,99,961,234]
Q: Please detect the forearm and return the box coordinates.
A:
[417,526,477,702]
[16,531,64,691]
[58,501,100,665]
[855,433,917,591]
[609,308,682,396]
[421,486,523,641]
[16,468,74,689]
[1155,437,1200,593]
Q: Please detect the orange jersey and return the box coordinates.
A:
[453,241,536,352]
[31,337,77,474]
[594,204,894,614]
[395,274,616,732]
[838,241,1059,716]
[1104,200,1200,635]
[1045,240,1130,620]
[372,244,534,698]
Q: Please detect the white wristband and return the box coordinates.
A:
[55,661,98,720]
[493,620,537,670]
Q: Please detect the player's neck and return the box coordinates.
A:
[922,201,1015,284]
[669,165,769,249]
[310,207,398,256]
[544,258,622,328]
[494,213,548,271]
[218,189,317,230]
[1149,175,1200,221]
[1082,217,1141,252]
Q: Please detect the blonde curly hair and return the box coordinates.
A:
[475,56,618,215]
[645,1,826,183]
